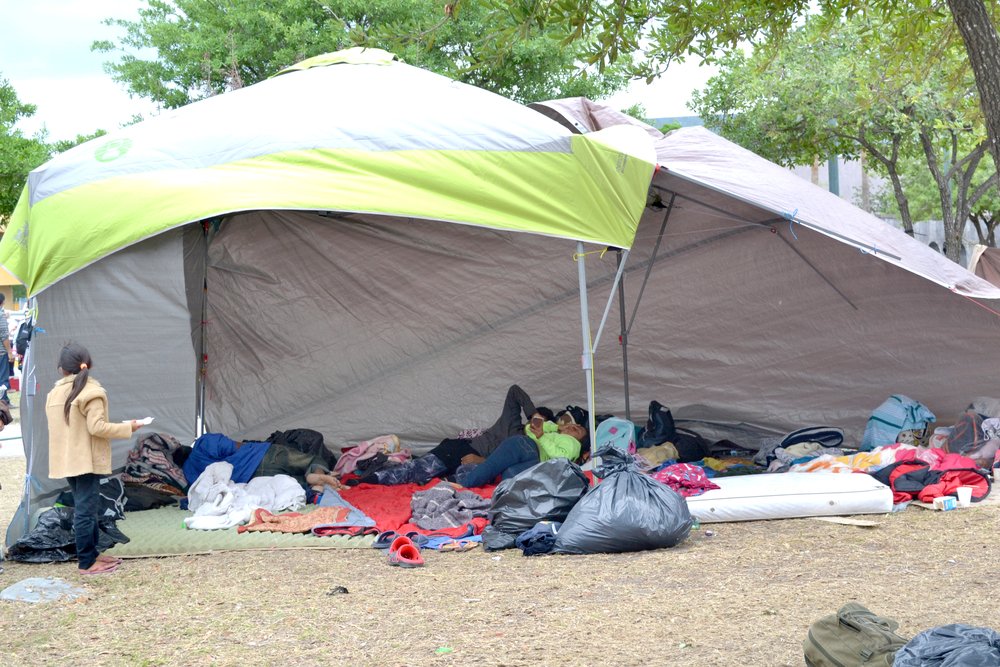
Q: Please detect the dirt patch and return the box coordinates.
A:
[1,456,997,666]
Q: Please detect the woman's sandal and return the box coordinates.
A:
[439,540,479,553]
[372,531,400,550]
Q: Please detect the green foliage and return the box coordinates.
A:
[0,76,51,222]
[93,0,631,107]
[0,77,111,224]
[687,14,996,260]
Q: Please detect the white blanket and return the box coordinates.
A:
[183,461,305,530]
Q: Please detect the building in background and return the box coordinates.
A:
[0,267,23,310]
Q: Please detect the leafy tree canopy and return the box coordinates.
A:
[93,0,632,108]
[688,13,996,260]
[0,76,51,222]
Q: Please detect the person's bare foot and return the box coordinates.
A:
[79,561,119,575]
[97,554,123,565]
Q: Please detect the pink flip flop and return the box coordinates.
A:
[79,561,120,576]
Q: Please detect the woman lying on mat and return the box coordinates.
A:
[454,412,588,488]
[183,433,342,497]
[362,384,549,486]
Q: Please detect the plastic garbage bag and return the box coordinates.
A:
[893,624,1000,666]
[481,525,518,552]
[1,577,87,603]
[6,506,129,563]
[553,447,692,554]
[488,458,589,535]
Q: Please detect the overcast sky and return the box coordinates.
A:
[2,1,715,141]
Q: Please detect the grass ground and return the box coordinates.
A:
[1,429,998,665]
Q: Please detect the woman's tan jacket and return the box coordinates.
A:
[46,375,133,479]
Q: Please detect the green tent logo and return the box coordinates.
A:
[94,139,133,162]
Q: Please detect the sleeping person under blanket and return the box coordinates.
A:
[182,433,342,496]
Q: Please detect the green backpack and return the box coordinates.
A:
[804,603,909,667]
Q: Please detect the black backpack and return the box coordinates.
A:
[15,318,33,356]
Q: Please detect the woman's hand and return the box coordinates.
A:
[129,420,141,432]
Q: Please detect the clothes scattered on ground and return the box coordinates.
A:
[410,481,491,530]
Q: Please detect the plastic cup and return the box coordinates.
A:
[956,486,973,507]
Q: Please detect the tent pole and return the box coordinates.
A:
[627,194,675,335]
[592,249,630,349]
[576,241,597,473]
[197,222,209,436]
[616,249,631,421]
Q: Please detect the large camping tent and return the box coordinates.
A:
[0,50,656,545]
[533,97,1000,434]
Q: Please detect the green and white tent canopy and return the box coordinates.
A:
[2,47,655,295]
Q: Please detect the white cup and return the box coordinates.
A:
[956,486,973,508]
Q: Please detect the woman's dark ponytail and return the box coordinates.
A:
[59,343,93,423]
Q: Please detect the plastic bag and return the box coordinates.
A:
[488,458,589,535]
[893,624,1000,666]
[553,448,692,554]
[6,507,129,563]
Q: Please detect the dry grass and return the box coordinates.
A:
[2,454,998,666]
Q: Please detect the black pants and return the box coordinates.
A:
[469,384,537,457]
[67,473,101,569]
[426,438,478,475]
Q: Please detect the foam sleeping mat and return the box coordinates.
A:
[686,472,893,523]
[103,506,374,558]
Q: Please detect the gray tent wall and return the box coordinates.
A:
[594,181,1000,436]
[201,210,595,443]
[7,228,201,544]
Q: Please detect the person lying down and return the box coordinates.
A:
[360,384,543,486]
[183,432,340,500]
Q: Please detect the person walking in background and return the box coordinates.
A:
[45,343,142,575]
[0,294,13,403]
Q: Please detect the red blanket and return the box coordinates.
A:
[340,478,496,537]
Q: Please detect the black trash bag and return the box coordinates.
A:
[893,624,1000,667]
[638,400,676,448]
[481,524,518,551]
[54,475,128,521]
[6,506,130,563]
[673,427,711,463]
[553,447,692,554]
[489,458,589,535]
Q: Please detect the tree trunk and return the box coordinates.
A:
[946,0,1000,195]
[811,155,819,185]
[860,150,871,212]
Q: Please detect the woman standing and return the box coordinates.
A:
[46,343,140,575]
